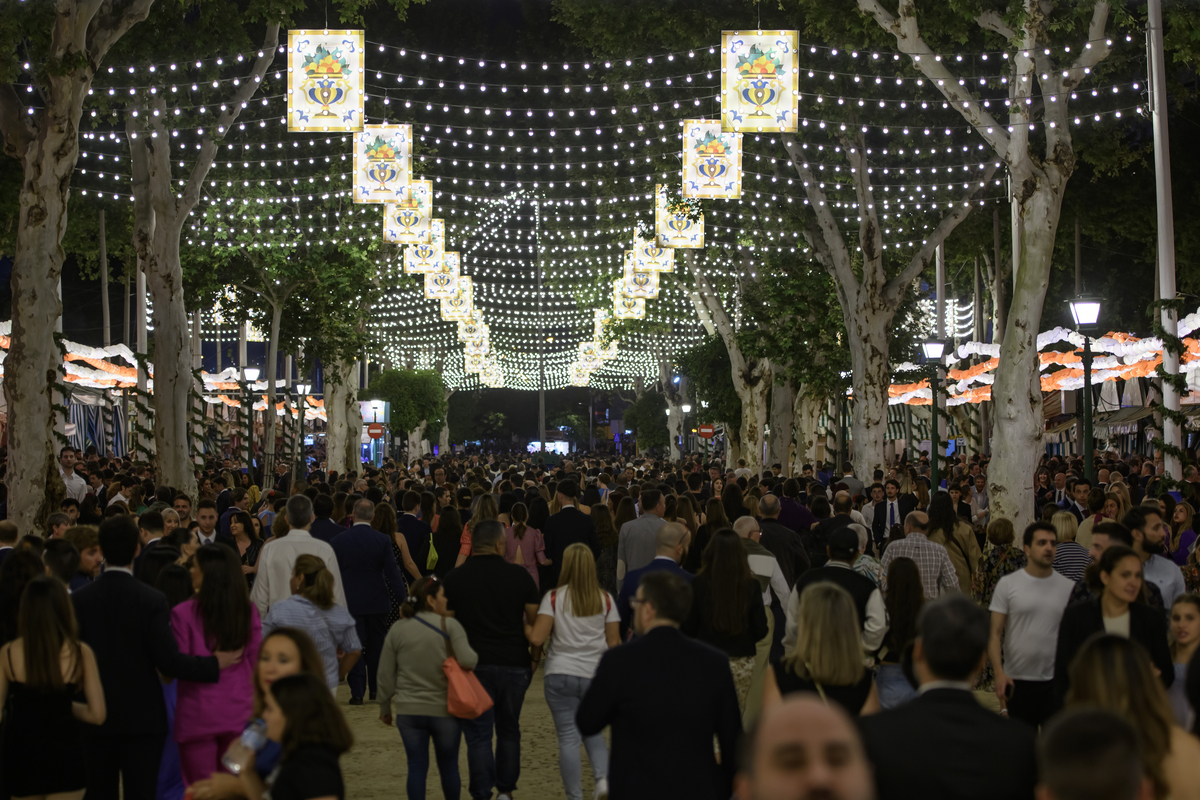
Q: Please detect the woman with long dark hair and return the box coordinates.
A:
[0,576,106,799]
[241,673,354,800]
[612,496,637,535]
[685,497,729,574]
[681,529,768,714]
[0,550,46,645]
[172,544,262,784]
[876,556,924,709]
[429,505,462,580]
[378,577,477,800]
[232,510,263,589]
[926,492,981,593]
[721,484,747,524]
[591,504,619,595]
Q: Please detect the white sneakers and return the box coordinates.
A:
[594,778,610,800]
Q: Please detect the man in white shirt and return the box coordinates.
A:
[989,521,1075,730]
[1127,505,1186,607]
[251,494,346,616]
[59,448,88,502]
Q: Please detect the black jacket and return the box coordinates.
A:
[870,496,916,551]
[541,506,599,589]
[758,519,809,588]
[1054,597,1173,701]
[859,688,1037,800]
[792,563,877,634]
[72,571,219,737]
[804,514,854,567]
[577,626,742,800]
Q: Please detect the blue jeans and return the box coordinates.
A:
[544,673,608,800]
[460,665,532,800]
[396,715,462,800]
[876,663,917,709]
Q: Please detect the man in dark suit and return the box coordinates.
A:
[132,510,166,575]
[1058,477,1089,524]
[757,494,809,588]
[859,594,1037,800]
[310,493,347,544]
[395,489,432,572]
[73,516,240,800]
[214,476,231,516]
[193,498,236,550]
[577,571,742,800]
[616,522,693,638]
[541,480,599,589]
[330,498,408,705]
[870,479,917,553]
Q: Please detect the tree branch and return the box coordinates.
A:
[857,0,1011,160]
[883,161,1000,305]
[976,10,1017,40]
[780,134,859,292]
[1064,3,1111,89]
[88,0,157,65]
[184,22,281,209]
[842,127,885,289]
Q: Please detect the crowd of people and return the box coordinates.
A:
[0,444,1198,799]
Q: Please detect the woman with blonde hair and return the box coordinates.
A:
[1110,481,1133,519]
[762,582,879,716]
[261,554,361,692]
[1051,510,1091,583]
[1066,634,1200,800]
[526,544,620,800]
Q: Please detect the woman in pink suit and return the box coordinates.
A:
[172,544,262,784]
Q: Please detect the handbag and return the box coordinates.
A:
[425,531,439,571]
[414,615,494,719]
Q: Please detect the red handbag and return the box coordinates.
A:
[415,615,494,719]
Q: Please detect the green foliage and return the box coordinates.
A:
[368,367,446,436]
[447,391,481,442]
[677,334,741,430]
[623,388,669,452]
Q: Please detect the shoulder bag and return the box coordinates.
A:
[413,614,493,719]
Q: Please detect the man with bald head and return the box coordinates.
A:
[878,511,958,598]
[616,521,692,639]
[735,696,875,800]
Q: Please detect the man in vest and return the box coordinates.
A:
[783,529,886,653]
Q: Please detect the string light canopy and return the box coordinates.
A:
[45,28,1139,390]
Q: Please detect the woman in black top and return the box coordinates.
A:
[763,581,879,716]
[430,505,463,579]
[876,556,924,709]
[681,529,767,715]
[721,485,748,524]
[685,498,729,574]
[243,672,353,800]
[1055,544,1174,702]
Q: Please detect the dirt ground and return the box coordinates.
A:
[339,670,602,800]
[338,671,1000,800]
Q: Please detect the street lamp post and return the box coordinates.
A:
[293,382,311,485]
[1068,295,1102,482]
[922,338,949,494]
[243,367,260,476]
[682,404,692,455]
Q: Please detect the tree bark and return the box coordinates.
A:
[438,388,454,454]
[0,0,156,529]
[681,252,771,474]
[323,359,358,477]
[263,303,284,482]
[858,0,1111,529]
[125,24,278,501]
[780,131,997,486]
[768,375,796,470]
[656,349,685,460]
[408,423,427,461]
[793,389,825,475]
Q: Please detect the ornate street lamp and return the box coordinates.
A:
[1068,294,1102,481]
[922,338,950,494]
